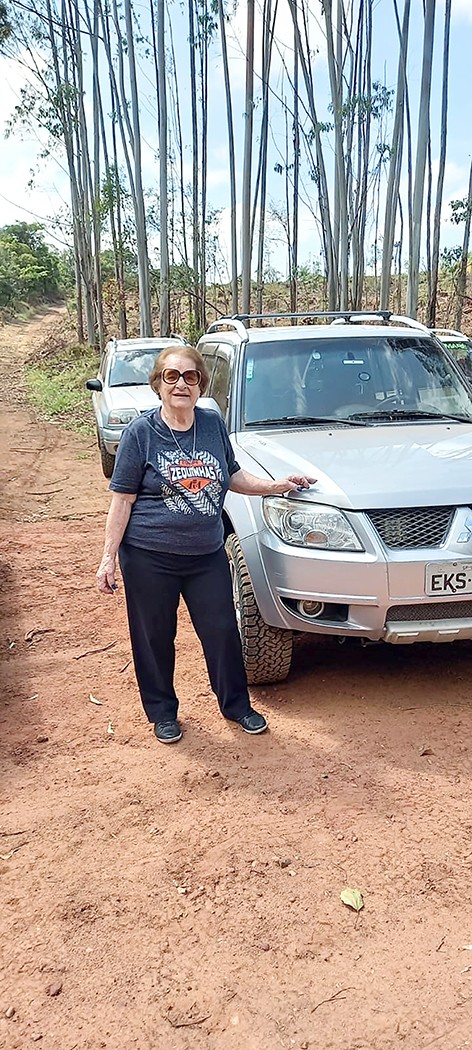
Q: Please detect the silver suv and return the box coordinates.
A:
[86,335,189,477]
[196,311,472,683]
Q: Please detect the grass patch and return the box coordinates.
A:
[24,335,98,435]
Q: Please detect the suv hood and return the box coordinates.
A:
[237,424,472,510]
[108,386,160,412]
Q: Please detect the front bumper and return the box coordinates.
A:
[241,509,472,644]
[101,426,124,455]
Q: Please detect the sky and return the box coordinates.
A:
[0,0,471,277]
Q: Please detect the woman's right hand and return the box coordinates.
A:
[96,553,118,594]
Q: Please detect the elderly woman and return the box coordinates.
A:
[96,345,312,744]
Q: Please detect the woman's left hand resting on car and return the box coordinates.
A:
[229,470,315,496]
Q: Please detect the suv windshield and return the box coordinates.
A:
[242,335,472,424]
[108,350,159,387]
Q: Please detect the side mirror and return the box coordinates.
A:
[86,378,103,391]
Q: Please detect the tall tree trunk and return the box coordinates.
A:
[324,0,349,308]
[49,0,95,345]
[218,0,238,314]
[167,9,188,268]
[198,0,209,330]
[406,0,436,318]
[71,0,103,347]
[351,0,372,310]
[188,0,201,331]
[427,0,451,327]
[241,0,255,316]
[380,0,411,310]
[291,26,299,316]
[123,0,152,335]
[156,0,170,335]
[426,133,432,313]
[110,109,128,339]
[254,0,276,318]
[287,0,337,307]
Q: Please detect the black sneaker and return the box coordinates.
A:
[236,709,268,735]
[153,720,182,744]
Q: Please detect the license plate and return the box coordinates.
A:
[425,561,472,597]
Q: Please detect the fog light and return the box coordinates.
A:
[297,600,325,618]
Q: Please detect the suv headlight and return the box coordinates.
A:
[262,497,364,551]
[107,408,139,426]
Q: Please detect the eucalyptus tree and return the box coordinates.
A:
[122,0,152,335]
[380,0,411,311]
[323,0,349,309]
[46,0,96,343]
[291,24,299,315]
[68,0,105,348]
[218,0,238,313]
[406,0,436,318]
[287,0,337,308]
[427,0,452,327]
[241,0,255,316]
[157,0,170,336]
[188,0,201,329]
[347,0,374,310]
[167,8,189,270]
[252,0,277,318]
[87,0,128,339]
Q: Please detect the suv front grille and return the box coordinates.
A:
[367,507,454,549]
[387,601,472,622]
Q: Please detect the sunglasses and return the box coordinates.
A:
[160,368,201,387]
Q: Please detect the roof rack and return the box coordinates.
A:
[331,313,429,332]
[206,317,249,339]
[232,310,394,324]
[206,310,430,335]
[431,328,470,340]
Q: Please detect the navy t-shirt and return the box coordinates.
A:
[110,407,240,554]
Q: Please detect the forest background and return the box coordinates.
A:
[0,0,471,351]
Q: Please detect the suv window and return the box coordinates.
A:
[210,352,231,417]
[200,343,218,386]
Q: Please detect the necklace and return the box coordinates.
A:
[161,411,197,461]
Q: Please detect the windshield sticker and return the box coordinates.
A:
[246,359,254,381]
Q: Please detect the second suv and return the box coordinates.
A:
[196,311,472,683]
[431,328,472,385]
[86,335,189,477]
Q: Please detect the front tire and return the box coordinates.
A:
[225,533,293,684]
[98,433,115,479]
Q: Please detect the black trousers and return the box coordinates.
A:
[119,543,252,724]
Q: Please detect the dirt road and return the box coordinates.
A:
[1,309,471,1050]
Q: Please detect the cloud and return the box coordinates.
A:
[446,0,472,23]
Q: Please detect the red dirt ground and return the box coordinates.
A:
[1,308,471,1050]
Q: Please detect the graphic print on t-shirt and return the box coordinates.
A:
[157,447,223,516]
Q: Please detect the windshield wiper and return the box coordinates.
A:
[350,409,472,424]
[247,414,372,428]
[110,381,147,387]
